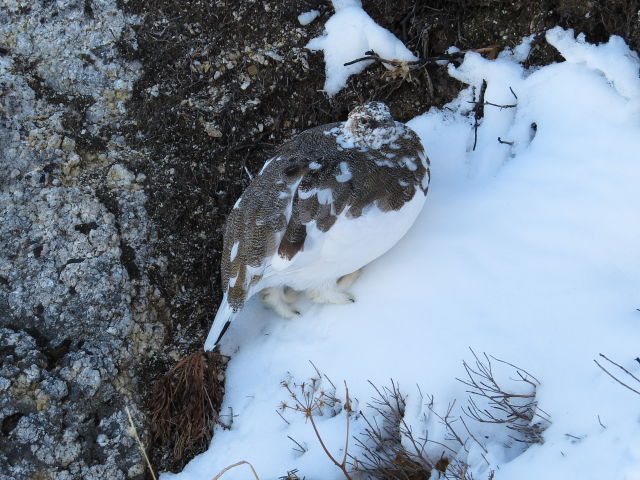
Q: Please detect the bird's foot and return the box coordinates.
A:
[260,286,301,318]
[306,287,356,305]
[282,285,300,303]
[337,269,363,290]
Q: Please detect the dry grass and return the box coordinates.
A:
[212,460,260,480]
[125,406,158,480]
[148,350,228,461]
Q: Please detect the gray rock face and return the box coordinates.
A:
[0,1,164,478]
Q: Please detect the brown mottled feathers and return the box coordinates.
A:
[220,120,429,312]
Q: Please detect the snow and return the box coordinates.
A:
[298,10,320,26]
[306,0,418,96]
[168,27,640,480]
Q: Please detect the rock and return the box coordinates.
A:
[0,0,163,478]
[61,137,76,152]
[106,164,136,188]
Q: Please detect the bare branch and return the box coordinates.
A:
[276,409,290,425]
[458,349,550,445]
[468,100,517,109]
[598,415,606,429]
[354,380,437,478]
[343,46,503,69]
[599,353,640,384]
[594,355,640,395]
[459,416,488,455]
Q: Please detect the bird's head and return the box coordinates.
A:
[343,102,401,148]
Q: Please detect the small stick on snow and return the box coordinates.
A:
[471,101,517,109]
[459,415,488,454]
[343,51,411,67]
[467,98,517,110]
[342,381,351,468]
[599,353,640,383]
[309,360,324,382]
[594,354,640,395]
[288,435,307,454]
[276,409,290,425]
[212,461,260,480]
[598,415,606,429]
[472,81,487,151]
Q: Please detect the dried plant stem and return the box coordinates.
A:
[343,45,502,68]
[355,380,436,478]
[309,414,351,479]
[595,353,640,395]
[457,348,550,444]
[125,406,157,480]
[342,381,351,467]
[280,373,353,479]
[212,460,260,480]
[307,384,352,480]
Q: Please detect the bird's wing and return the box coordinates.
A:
[219,153,311,310]
[272,145,425,271]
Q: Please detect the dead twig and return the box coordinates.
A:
[343,45,502,69]
[469,101,516,109]
[279,469,303,480]
[595,353,640,395]
[457,349,550,445]
[344,54,410,67]
[288,435,307,454]
[212,460,260,480]
[598,415,606,429]
[427,399,467,451]
[355,380,447,479]
[280,373,353,479]
[472,81,487,151]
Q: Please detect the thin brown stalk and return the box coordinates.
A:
[125,406,157,480]
[211,460,260,480]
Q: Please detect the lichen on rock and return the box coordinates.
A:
[0,0,162,478]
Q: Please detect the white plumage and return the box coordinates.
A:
[205,102,430,349]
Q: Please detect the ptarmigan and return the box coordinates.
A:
[205,102,429,349]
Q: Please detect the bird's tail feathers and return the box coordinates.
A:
[204,297,237,351]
